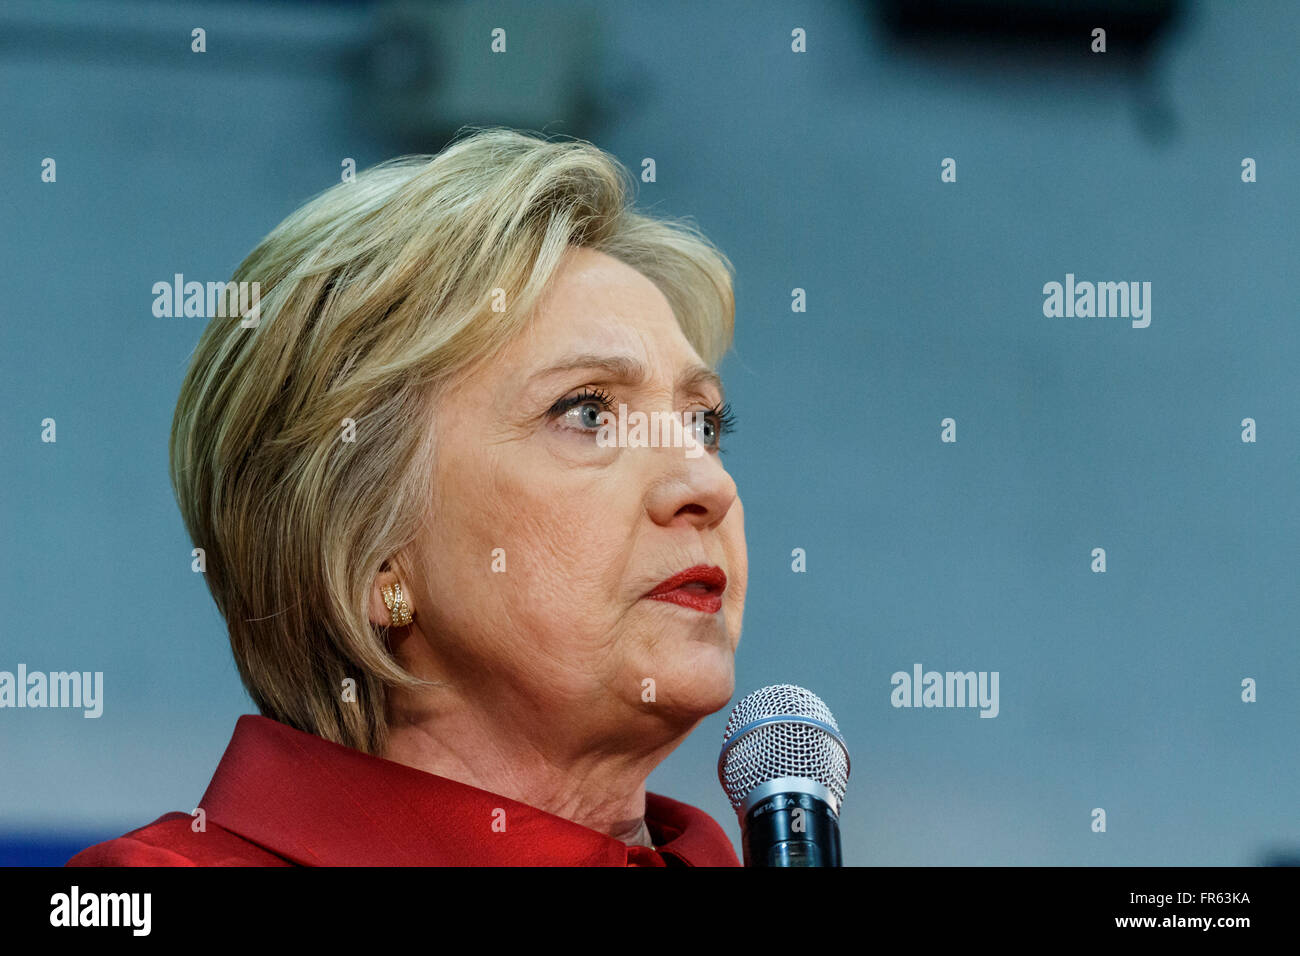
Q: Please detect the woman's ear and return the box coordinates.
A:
[368,570,397,627]
[368,557,412,628]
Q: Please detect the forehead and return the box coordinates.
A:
[513,247,701,367]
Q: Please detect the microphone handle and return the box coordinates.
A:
[742,790,842,867]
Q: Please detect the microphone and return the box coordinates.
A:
[717,684,851,867]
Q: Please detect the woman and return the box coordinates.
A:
[68,127,747,866]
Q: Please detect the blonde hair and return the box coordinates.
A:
[169,126,736,755]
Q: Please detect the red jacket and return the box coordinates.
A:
[66,714,741,867]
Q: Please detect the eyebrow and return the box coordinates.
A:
[528,353,725,401]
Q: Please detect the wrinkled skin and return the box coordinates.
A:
[370,246,747,843]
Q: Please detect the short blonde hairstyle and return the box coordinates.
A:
[169,126,736,755]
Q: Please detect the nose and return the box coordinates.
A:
[643,446,739,531]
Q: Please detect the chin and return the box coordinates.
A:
[648,642,736,721]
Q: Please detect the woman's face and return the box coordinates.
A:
[391,246,746,749]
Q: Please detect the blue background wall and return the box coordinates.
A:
[2,0,1296,866]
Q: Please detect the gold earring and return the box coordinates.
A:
[381,581,414,627]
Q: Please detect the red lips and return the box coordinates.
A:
[645,564,727,614]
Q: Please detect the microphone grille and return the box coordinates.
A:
[718,683,850,812]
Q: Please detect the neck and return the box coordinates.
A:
[381,686,678,846]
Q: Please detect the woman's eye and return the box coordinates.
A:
[548,391,735,453]
[549,388,616,434]
[686,412,718,447]
[691,402,736,451]
[563,401,610,430]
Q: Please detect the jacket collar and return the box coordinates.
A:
[199,715,740,866]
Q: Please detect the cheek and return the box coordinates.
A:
[722,506,748,642]
[461,473,637,633]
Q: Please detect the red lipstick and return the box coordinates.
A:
[645,564,727,614]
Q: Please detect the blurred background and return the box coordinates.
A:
[2,0,1297,867]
